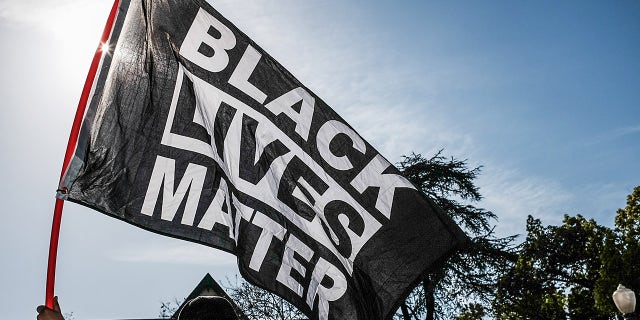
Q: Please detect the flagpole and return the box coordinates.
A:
[45,0,121,309]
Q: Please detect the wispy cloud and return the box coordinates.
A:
[478,165,575,237]
[211,0,478,162]
[586,123,640,146]
[612,124,640,137]
[109,242,237,266]
[477,164,636,238]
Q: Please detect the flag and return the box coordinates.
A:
[57,0,467,319]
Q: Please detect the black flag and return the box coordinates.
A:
[58,1,467,319]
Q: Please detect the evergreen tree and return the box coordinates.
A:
[395,151,517,320]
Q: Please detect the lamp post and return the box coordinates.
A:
[613,284,637,320]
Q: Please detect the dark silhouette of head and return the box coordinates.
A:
[177,296,238,320]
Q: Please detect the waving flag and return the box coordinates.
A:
[57,0,467,319]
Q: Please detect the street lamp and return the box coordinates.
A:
[613,284,637,320]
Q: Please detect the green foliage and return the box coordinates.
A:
[455,303,486,320]
[494,187,640,319]
[494,214,612,319]
[594,186,640,315]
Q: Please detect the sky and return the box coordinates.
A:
[0,0,638,319]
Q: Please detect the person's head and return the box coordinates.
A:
[177,296,238,320]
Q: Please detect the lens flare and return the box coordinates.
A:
[100,42,111,55]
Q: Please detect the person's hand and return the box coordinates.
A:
[36,296,65,320]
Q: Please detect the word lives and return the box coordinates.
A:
[140,7,415,319]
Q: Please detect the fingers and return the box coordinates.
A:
[53,296,61,312]
[36,297,62,320]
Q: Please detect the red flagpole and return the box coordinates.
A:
[45,0,121,309]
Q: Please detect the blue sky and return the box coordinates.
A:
[1,0,638,318]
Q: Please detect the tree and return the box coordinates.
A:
[394,151,518,320]
[455,303,486,320]
[494,214,613,319]
[594,186,640,316]
[494,186,640,319]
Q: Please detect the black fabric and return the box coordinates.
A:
[58,1,468,319]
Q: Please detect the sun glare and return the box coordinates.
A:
[100,42,111,55]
